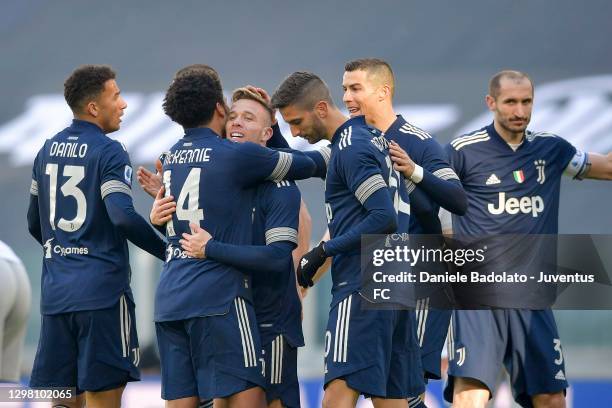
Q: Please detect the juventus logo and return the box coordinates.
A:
[535,159,546,184]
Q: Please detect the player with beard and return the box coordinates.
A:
[272,72,424,408]
[434,70,612,408]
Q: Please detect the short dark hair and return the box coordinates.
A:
[344,58,395,95]
[271,71,334,110]
[489,70,533,99]
[163,66,224,128]
[64,65,116,113]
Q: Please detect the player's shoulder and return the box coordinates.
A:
[259,179,300,203]
[448,126,491,152]
[390,117,433,141]
[525,130,564,144]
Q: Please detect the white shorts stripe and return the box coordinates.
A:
[333,299,344,362]
[342,295,352,362]
[119,295,127,358]
[279,336,284,384]
[235,299,251,367]
[238,298,257,367]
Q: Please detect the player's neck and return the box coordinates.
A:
[73,115,104,133]
[494,121,524,145]
[326,109,349,141]
[367,108,396,133]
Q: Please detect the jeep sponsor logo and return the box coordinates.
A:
[487,192,544,217]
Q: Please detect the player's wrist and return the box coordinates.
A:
[408,164,424,183]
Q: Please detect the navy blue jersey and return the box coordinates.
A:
[30,120,135,314]
[156,127,311,321]
[445,123,586,235]
[252,181,304,347]
[384,116,459,234]
[325,116,403,307]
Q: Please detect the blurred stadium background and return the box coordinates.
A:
[2,1,612,406]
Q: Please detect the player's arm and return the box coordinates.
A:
[389,140,467,215]
[266,119,330,179]
[408,185,443,232]
[27,161,43,245]
[293,199,312,273]
[234,142,317,187]
[181,185,301,276]
[27,153,43,244]
[583,152,612,180]
[100,143,166,261]
[297,142,397,287]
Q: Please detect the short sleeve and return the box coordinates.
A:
[262,183,301,246]
[420,139,460,181]
[338,137,388,205]
[30,149,41,196]
[231,141,285,187]
[444,142,465,180]
[98,141,133,199]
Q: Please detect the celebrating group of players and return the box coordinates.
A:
[26,59,612,408]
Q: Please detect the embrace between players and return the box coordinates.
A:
[27,60,612,408]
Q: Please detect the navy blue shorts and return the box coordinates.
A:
[30,294,140,393]
[156,297,265,401]
[324,293,424,399]
[444,309,568,407]
[262,334,300,407]
[415,298,451,380]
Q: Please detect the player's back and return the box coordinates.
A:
[156,127,294,321]
[32,120,134,314]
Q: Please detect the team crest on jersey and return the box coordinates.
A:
[534,160,546,184]
[512,170,525,183]
[124,165,133,185]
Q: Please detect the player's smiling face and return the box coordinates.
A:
[94,79,127,134]
[342,69,378,119]
[279,104,327,144]
[225,99,272,146]
[488,77,533,135]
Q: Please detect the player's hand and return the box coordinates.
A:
[389,140,416,178]
[246,85,277,125]
[297,242,328,288]
[180,223,212,258]
[137,159,163,198]
[150,187,176,226]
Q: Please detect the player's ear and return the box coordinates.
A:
[86,101,99,118]
[314,100,328,119]
[485,94,496,112]
[261,126,273,143]
[215,102,227,119]
[379,85,391,101]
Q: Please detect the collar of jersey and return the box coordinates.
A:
[384,114,407,136]
[71,119,104,134]
[331,115,367,144]
[183,127,219,140]
[487,122,528,152]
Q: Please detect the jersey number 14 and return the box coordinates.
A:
[163,168,204,236]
